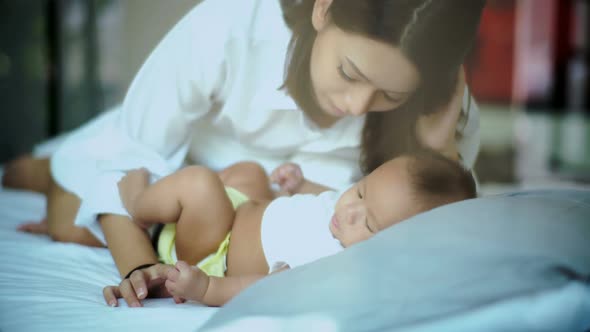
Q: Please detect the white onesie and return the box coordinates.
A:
[261,190,344,269]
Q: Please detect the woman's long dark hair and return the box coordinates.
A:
[280,0,486,174]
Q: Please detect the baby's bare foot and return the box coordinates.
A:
[2,155,51,193]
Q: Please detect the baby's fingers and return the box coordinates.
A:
[165,279,176,294]
[279,163,301,176]
[175,260,191,273]
[285,177,300,190]
[167,267,180,282]
[269,168,280,183]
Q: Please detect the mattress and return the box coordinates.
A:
[2,161,589,331]
[0,173,218,332]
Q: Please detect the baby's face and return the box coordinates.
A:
[330,157,420,247]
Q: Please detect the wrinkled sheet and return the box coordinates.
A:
[2,161,590,332]
[0,180,217,332]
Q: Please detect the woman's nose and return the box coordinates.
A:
[346,86,375,116]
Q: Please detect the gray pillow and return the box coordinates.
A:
[202,190,590,331]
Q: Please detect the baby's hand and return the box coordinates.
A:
[270,162,304,195]
[165,261,210,303]
[117,168,149,226]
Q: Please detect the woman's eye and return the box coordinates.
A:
[383,92,402,104]
[338,65,356,82]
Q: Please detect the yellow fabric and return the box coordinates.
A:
[157,186,249,277]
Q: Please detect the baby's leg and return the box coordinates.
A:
[172,166,237,265]
[218,162,274,201]
[2,156,51,193]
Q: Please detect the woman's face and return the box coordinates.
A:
[309,0,420,119]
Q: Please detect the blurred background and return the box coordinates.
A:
[0,0,589,193]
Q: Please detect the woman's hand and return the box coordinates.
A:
[103,263,175,307]
[117,168,150,224]
[270,162,304,196]
[415,67,465,160]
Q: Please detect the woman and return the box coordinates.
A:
[3,0,486,306]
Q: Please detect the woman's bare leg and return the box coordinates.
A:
[46,178,104,247]
[18,175,103,247]
[17,218,49,234]
[171,166,237,266]
[2,156,51,193]
[218,161,274,201]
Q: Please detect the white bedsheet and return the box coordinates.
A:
[0,180,217,332]
[2,160,590,331]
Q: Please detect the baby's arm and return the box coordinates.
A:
[165,261,267,307]
[270,163,331,195]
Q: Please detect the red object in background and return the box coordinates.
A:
[466,0,516,104]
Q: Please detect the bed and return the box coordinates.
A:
[1,165,589,331]
[0,183,218,331]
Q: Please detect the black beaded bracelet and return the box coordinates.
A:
[124,263,156,279]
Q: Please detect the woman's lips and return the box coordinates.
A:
[332,105,346,116]
[327,98,346,116]
[333,107,346,116]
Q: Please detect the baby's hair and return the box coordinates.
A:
[404,150,477,211]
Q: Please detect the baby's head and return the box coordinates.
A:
[330,150,476,247]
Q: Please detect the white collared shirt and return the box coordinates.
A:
[50,0,480,243]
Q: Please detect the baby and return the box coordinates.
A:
[118,150,476,306]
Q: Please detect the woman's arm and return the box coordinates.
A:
[100,215,159,283]
[416,67,468,163]
[455,86,481,169]
[86,0,241,306]
[96,0,235,274]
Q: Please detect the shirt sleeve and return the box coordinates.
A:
[118,0,232,166]
[51,0,237,237]
[456,86,481,169]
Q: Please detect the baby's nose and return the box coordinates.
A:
[343,205,366,225]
